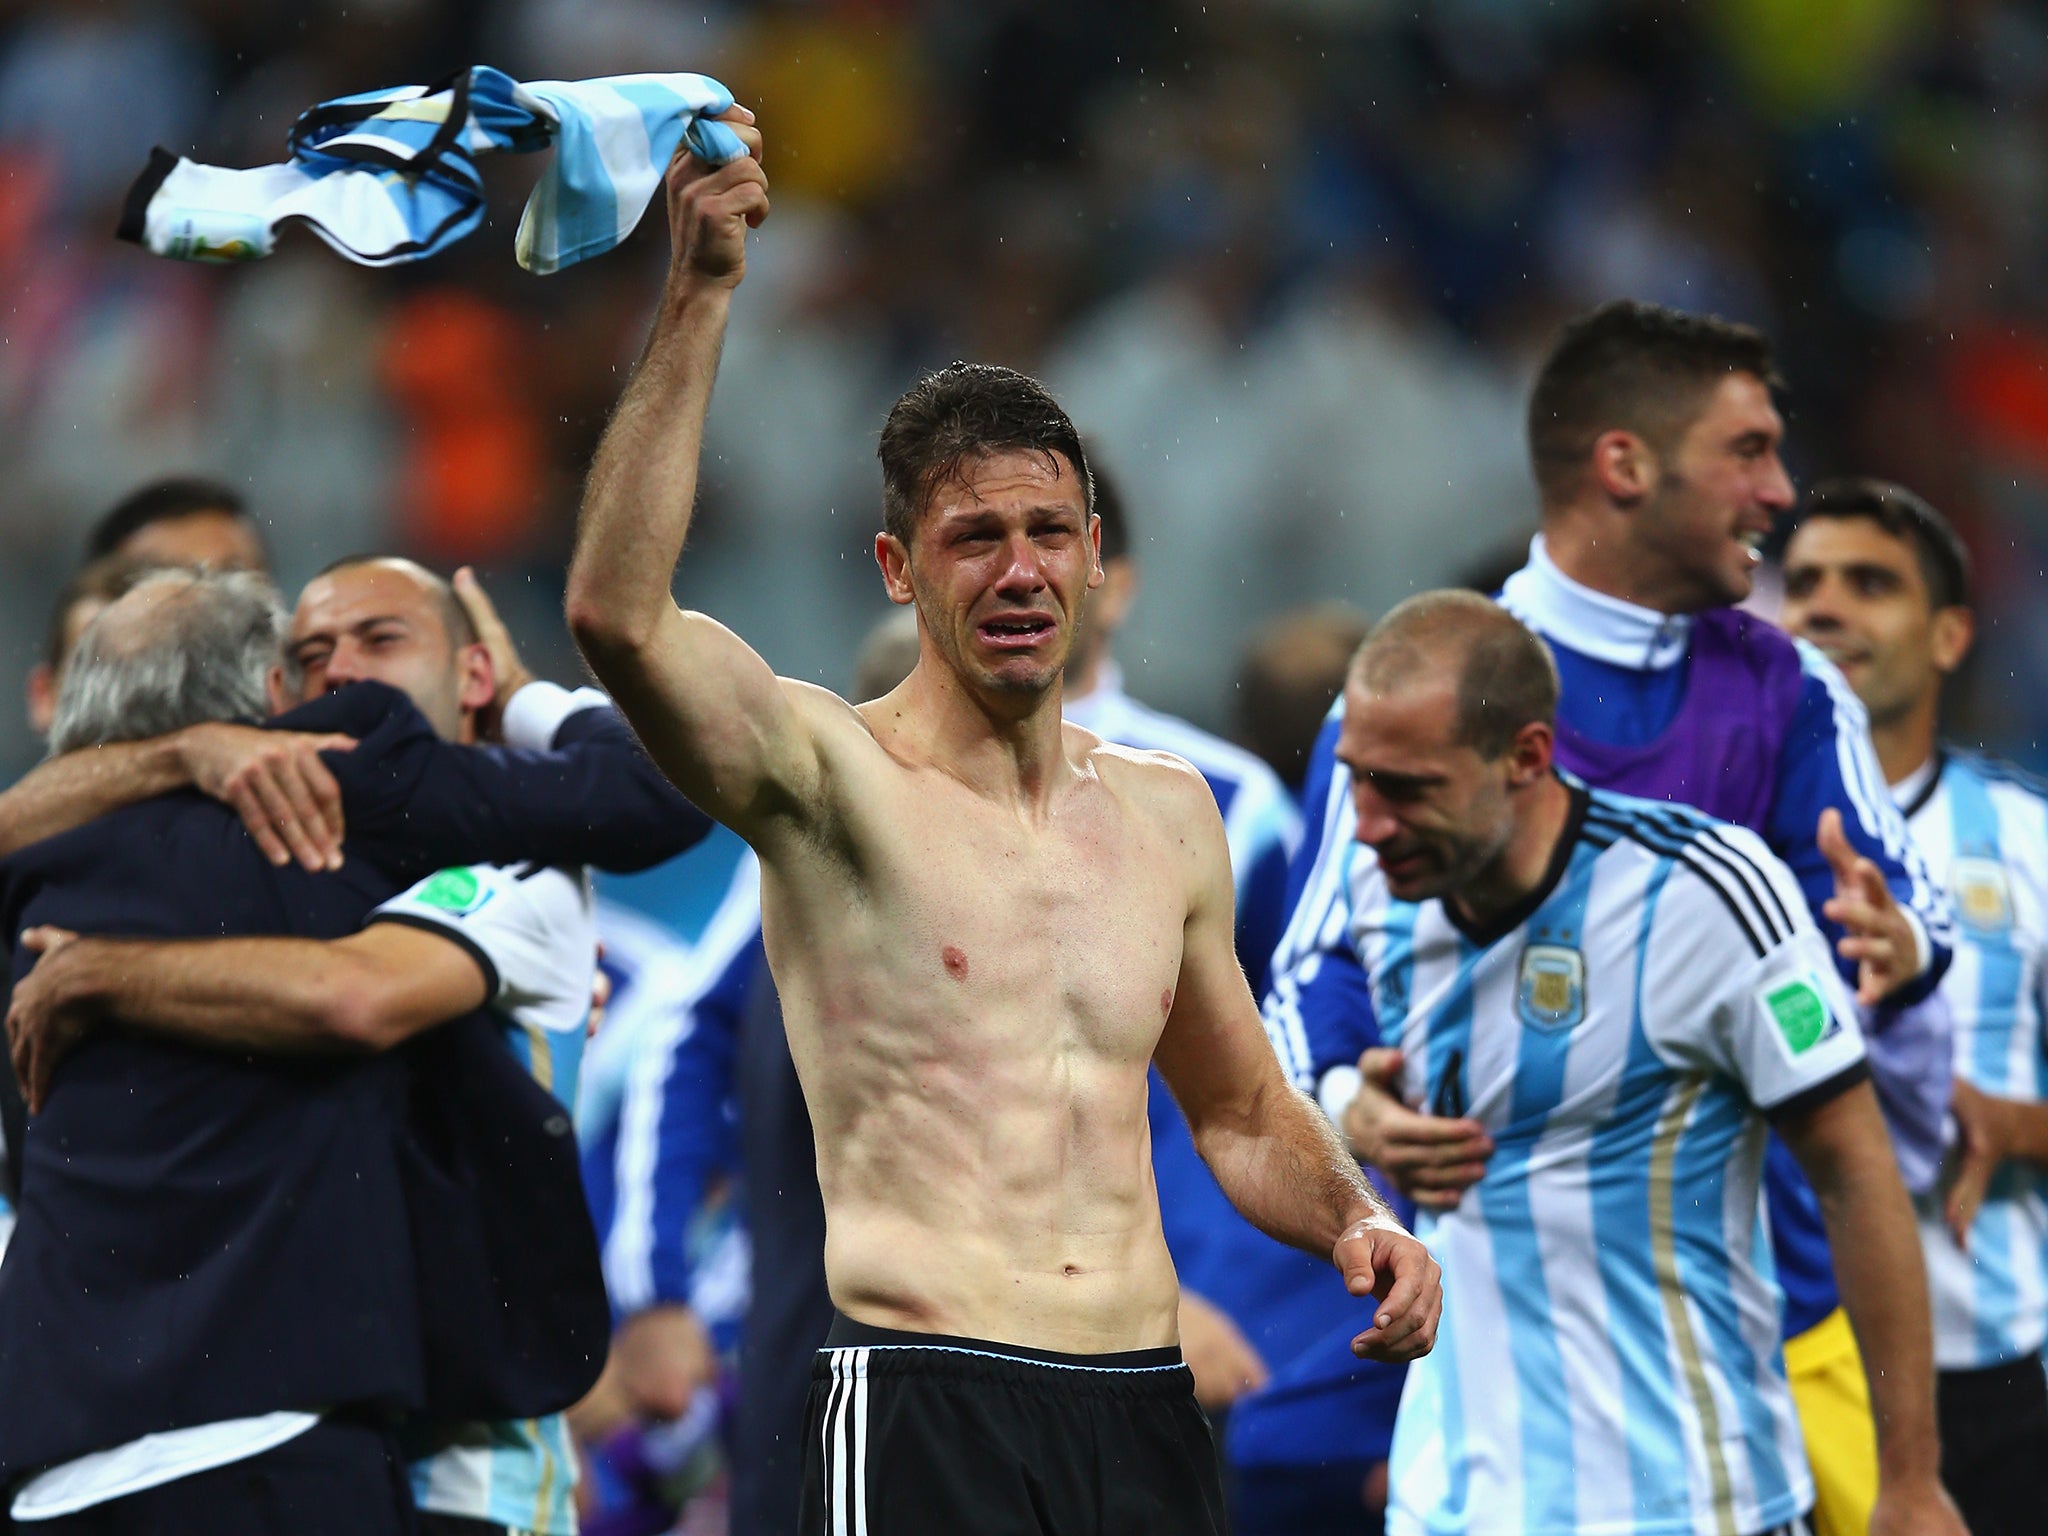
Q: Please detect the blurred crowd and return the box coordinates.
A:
[6,0,2048,788]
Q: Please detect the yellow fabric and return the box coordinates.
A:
[1783,1308,1877,1536]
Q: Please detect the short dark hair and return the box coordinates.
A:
[1779,476,1972,610]
[1090,455,1129,564]
[877,363,1092,545]
[1351,590,1559,758]
[313,554,479,649]
[45,553,151,669]
[1527,301,1781,505]
[86,476,251,561]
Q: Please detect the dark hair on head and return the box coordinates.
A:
[1779,476,1972,610]
[877,363,1092,544]
[1527,300,1781,506]
[1089,454,1129,564]
[1350,590,1560,758]
[86,476,252,561]
[45,553,152,669]
[314,553,479,649]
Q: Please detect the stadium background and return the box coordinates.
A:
[2,0,2046,804]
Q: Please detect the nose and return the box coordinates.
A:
[993,533,1048,598]
[1350,781,1399,848]
[1759,453,1796,514]
[1790,574,1845,633]
[321,639,364,688]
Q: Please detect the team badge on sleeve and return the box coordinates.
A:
[1761,973,1841,1058]
[1950,857,2015,935]
[415,866,490,915]
[1517,945,1586,1031]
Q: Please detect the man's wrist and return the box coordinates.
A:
[659,274,738,321]
[501,681,611,750]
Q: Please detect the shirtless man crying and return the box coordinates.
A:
[567,109,1439,1535]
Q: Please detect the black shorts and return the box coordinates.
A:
[799,1313,1227,1534]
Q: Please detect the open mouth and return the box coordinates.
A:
[977,615,1056,651]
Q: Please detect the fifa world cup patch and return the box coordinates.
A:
[1761,975,1839,1057]
[415,865,489,914]
[1517,944,1586,1031]
[1950,857,2015,934]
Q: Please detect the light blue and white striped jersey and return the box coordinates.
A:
[1374,786,1867,1536]
[1902,750,2048,1370]
[122,66,747,274]
[371,860,597,1536]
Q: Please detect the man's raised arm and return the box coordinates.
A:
[566,113,825,844]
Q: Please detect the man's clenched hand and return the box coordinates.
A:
[178,723,356,872]
[1335,1215,1442,1363]
[662,106,767,291]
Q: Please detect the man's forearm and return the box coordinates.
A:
[1198,1075,1400,1259]
[49,937,369,1054]
[1795,1090,1943,1486]
[0,738,189,857]
[567,279,732,661]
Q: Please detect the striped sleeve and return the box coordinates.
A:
[1262,707,1379,1091]
[602,858,760,1316]
[1769,643,1955,1001]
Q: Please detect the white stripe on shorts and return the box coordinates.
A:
[822,1347,873,1536]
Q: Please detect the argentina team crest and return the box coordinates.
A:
[1517,944,1586,1032]
[1951,857,2014,935]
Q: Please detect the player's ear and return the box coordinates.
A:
[457,642,495,713]
[876,532,916,607]
[1505,719,1554,787]
[1589,429,1656,508]
[1930,605,1974,676]
[265,663,295,716]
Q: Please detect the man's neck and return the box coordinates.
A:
[1872,692,1941,789]
[1540,511,1696,616]
[891,658,1075,811]
[1446,773,1575,934]
[1063,642,1110,705]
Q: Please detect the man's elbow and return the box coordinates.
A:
[565,578,665,667]
[320,973,414,1053]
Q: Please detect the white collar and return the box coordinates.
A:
[1498,534,1694,671]
[1890,754,1938,808]
[1062,659,1125,730]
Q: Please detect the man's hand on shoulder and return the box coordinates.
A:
[1335,1213,1441,1363]
[178,722,355,872]
[7,925,97,1113]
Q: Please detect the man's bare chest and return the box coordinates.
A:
[828,780,1189,1043]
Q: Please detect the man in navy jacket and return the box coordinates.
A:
[0,565,709,1534]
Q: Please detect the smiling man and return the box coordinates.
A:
[564,117,1439,1534]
